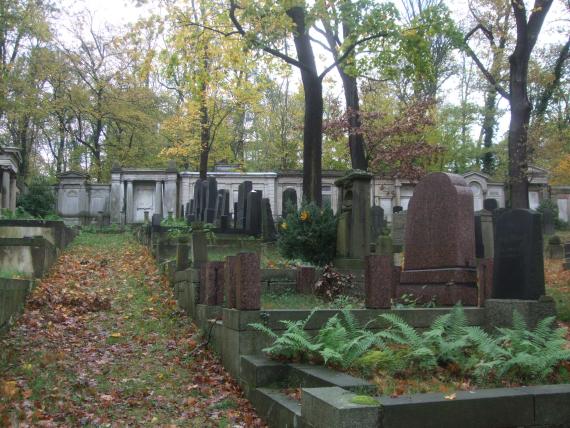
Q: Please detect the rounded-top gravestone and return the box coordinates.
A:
[399,172,477,305]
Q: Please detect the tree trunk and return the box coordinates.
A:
[339,69,367,170]
[481,88,498,174]
[506,0,553,208]
[507,50,531,208]
[199,95,210,180]
[287,6,323,206]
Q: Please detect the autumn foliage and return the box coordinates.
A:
[324,100,444,179]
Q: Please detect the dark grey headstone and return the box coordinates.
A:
[282,188,298,215]
[261,198,277,241]
[493,209,545,300]
[542,209,555,236]
[233,202,238,229]
[180,204,185,219]
[393,205,403,213]
[245,191,262,235]
[483,198,499,211]
[237,181,253,229]
[204,177,218,223]
[371,206,384,241]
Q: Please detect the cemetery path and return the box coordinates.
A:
[0,233,265,427]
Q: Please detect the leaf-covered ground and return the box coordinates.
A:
[0,233,265,427]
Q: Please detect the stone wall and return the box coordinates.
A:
[0,220,76,250]
[0,237,57,278]
[0,277,33,333]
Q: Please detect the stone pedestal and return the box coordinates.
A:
[485,297,556,329]
[126,181,134,223]
[235,252,261,310]
[399,173,477,306]
[364,255,394,309]
[477,258,493,306]
[334,170,373,261]
[154,182,163,217]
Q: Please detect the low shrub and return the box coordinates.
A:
[17,176,56,218]
[313,265,354,301]
[277,202,337,266]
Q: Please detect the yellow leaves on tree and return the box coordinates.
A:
[551,154,570,185]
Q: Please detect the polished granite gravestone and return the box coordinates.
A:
[492,209,545,300]
[399,173,477,306]
[245,191,262,236]
[237,181,253,230]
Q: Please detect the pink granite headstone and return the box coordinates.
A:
[235,252,261,310]
[296,266,316,294]
[364,255,394,308]
[224,255,239,308]
[398,173,478,306]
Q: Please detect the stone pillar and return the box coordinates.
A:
[9,175,17,210]
[364,255,394,309]
[2,169,10,209]
[126,181,134,224]
[235,252,261,310]
[110,173,123,224]
[334,171,373,260]
[155,181,163,218]
[478,258,493,306]
[296,266,316,295]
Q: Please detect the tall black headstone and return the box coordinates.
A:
[237,181,253,229]
[492,209,545,300]
[193,179,204,221]
[393,206,403,213]
[204,177,218,223]
[151,213,162,230]
[245,191,262,235]
[282,188,298,215]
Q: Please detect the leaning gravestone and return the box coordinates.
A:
[282,188,298,215]
[399,173,478,306]
[245,191,262,236]
[237,181,253,229]
[261,198,277,241]
[492,209,545,300]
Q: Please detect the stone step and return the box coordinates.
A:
[250,387,303,428]
[288,363,376,394]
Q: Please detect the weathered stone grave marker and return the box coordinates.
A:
[282,188,298,215]
[237,181,253,229]
[245,191,262,235]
